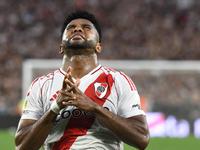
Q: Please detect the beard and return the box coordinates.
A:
[62,39,95,50]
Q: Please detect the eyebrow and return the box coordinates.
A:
[67,24,76,28]
[67,23,92,28]
[82,24,92,27]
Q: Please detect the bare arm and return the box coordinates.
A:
[15,110,57,150]
[60,76,150,150]
[15,69,72,150]
[93,105,149,149]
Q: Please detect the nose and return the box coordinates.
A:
[73,26,83,33]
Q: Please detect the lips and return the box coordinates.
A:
[71,34,85,40]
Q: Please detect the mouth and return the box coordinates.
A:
[70,34,85,40]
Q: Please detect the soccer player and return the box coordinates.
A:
[15,10,150,150]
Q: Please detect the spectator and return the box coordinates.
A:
[1,0,200,114]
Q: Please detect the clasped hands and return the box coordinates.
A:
[56,66,97,112]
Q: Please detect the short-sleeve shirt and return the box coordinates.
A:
[21,65,145,150]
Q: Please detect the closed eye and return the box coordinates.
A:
[67,25,75,30]
[83,24,92,30]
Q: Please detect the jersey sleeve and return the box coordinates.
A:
[115,72,145,118]
[21,78,44,120]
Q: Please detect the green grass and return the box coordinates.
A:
[0,129,16,150]
[125,136,200,150]
[1,129,200,150]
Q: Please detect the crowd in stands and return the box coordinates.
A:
[132,72,200,123]
[0,0,200,115]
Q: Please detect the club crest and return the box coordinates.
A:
[94,82,108,98]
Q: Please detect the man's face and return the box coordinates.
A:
[61,19,100,56]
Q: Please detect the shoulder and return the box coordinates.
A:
[101,66,137,91]
[40,69,61,83]
[29,69,62,91]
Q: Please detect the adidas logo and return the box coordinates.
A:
[50,90,59,101]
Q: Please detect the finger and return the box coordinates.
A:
[75,79,81,87]
[68,72,74,84]
[65,78,80,87]
[62,96,77,105]
[64,78,81,94]
[67,66,72,73]
[66,66,74,84]
[59,89,74,97]
[62,66,72,90]
[62,74,67,90]
[65,77,75,87]
[62,97,76,101]
[62,101,73,105]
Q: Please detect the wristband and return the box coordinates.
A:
[50,100,61,114]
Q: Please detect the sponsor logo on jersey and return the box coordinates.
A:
[24,99,28,109]
[55,107,110,122]
[22,110,29,114]
[94,82,108,99]
[132,104,142,110]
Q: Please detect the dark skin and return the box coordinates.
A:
[15,19,150,150]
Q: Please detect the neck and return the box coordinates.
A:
[61,53,98,79]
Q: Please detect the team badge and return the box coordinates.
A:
[24,99,28,109]
[94,82,108,98]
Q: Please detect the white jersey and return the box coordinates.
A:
[21,65,145,150]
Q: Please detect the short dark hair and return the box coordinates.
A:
[61,10,102,42]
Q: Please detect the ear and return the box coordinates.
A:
[95,43,103,54]
[59,45,64,54]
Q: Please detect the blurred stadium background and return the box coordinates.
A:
[1,0,200,149]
